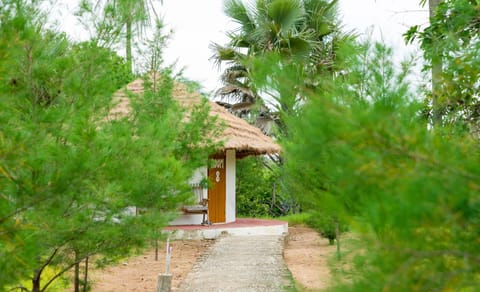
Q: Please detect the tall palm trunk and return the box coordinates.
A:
[429,0,442,125]
[126,18,133,74]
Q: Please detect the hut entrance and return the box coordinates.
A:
[208,156,226,223]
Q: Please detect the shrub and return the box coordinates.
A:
[307,212,348,245]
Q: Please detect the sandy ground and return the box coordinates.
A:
[89,226,333,291]
[284,226,336,291]
[89,239,214,291]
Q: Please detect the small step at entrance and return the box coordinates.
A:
[164,218,288,240]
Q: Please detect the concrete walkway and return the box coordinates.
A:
[165,218,288,240]
[178,234,294,292]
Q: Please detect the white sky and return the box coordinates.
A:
[161,0,429,93]
[54,0,430,93]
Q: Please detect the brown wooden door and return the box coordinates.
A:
[208,157,226,223]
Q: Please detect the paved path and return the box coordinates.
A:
[179,235,294,292]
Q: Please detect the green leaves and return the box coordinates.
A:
[407,0,480,129]
[0,3,218,290]
[266,0,303,34]
[283,41,480,290]
[213,0,346,138]
[224,0,255,33]
[78,0,161,74]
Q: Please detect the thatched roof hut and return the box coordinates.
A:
[108,76,281,158]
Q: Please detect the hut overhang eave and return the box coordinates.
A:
[208,101,281,158]
[110,76,281,158]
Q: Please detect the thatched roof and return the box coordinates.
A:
[108,76,281,158]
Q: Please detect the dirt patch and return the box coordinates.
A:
[89,239,213,291]
[284,226,337,291]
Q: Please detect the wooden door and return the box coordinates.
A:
[208,157,226,223]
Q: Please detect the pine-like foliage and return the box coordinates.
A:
[283,43,480,290]
[405,0,480,131]
[0,2,218,291]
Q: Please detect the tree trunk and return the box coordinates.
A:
[32,270,41,292]
[74,251,80,292]
[83,257,89,292]
[270,183,276,212]
[126,18,133,74]
[429,0,443,125]
[74,262,80,292]
[428,0,441,22]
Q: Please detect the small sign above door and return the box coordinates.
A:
[210,159,224,169]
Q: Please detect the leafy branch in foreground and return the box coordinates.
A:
[0,2,218,291]
[406,0,480,132]
[283,42,479,290]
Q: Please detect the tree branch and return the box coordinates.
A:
[8,286,29,292]
[40,236,130,292]
[33,246,61,286]
[0,197,48,225]
[40,252,94,292]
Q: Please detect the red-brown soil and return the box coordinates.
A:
[285,226,337,291]
[89,239,213,291]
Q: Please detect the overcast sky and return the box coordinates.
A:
[161,0,429,92]
[56,0,429,93]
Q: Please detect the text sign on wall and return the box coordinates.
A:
[211,159,224,169]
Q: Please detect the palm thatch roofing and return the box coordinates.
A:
[108,75,281,158]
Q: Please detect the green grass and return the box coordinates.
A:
[283,266,299,292]
[276,212,312,226]
[326,232,364,290]
[237,212,313,226]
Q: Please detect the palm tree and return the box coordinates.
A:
[99,0,161,74]
[427,0,442,125]
[211,0,347,135]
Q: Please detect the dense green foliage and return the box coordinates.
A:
[406,0,480,130]
[212,0,350,135]
[305,211,348,245]
[236,157,296,217]
[3,1,479,291]
[236,157,273,217]
[238,1,480,289]
[0,2,217,291]
[282,42,480,290]
[218,0,351,228]
[78,0,161,73]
